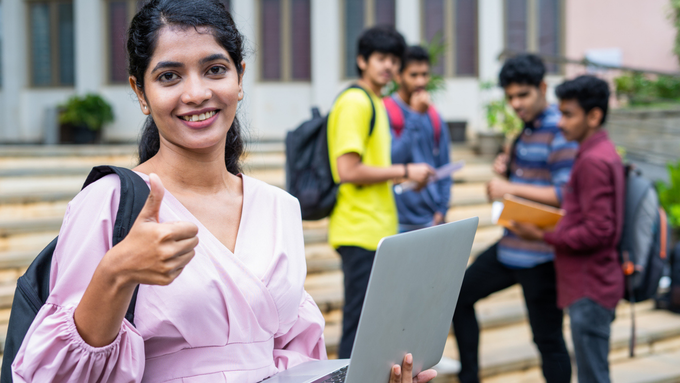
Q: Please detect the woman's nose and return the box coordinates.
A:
[181,75,212,105]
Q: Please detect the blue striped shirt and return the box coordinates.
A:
[497,104,579,268]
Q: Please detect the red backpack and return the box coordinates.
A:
[383,96,442,148]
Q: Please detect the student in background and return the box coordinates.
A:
[386,45,451,232]
[512,75,624,383]
[327,26,434,360]
[451,54,576,383]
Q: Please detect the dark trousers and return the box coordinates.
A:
[569,298,615,383]
[452,243,571,383]
[336,246,376,359]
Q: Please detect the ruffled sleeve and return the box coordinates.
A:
[12,174,146,382]
[273,292,327,371]
[266,192,327,371]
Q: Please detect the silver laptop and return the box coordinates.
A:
[262,217,478,383]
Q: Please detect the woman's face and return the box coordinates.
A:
[131,25,243,153]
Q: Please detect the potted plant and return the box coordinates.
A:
[58,94,114,144]
[478,82,522,155]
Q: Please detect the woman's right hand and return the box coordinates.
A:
[102,173,199,287]
[389,354,437,383]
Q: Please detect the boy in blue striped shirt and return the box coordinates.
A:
[452,54,578,383]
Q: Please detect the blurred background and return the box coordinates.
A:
[2,1,680,382]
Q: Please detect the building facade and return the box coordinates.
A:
[0,0,676,144]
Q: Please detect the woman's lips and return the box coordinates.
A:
[178,110,220,129]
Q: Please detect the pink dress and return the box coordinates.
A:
[12,173,327,382]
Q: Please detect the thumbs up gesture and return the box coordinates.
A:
[104,173,199,287]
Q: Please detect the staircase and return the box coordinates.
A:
[1,142,680,382]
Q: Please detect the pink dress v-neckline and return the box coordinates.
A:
[133,171,247,257]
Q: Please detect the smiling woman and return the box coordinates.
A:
[10,1,328,382]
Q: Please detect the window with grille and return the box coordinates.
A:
[505,0,562,74]
[421,0,478,78]
[343,0,396,79]
[260,0,311,81]
[28,0,74,87]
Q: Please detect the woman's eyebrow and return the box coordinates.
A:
[200,54,231,65]
[151,61,183,74]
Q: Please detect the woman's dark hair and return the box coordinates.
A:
[128,0,245,174]
[498,53,546,88]
[555,75,610,125]
[400,45,430,73]
[356,26,406,76]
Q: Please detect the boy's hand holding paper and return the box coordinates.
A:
[494,194,565,230]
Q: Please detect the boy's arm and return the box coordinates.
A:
[488,131,576,207]
[543,159,618,252]
[337,153,432,186]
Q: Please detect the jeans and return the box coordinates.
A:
[336,246,376,359]
[569,298,615,383]
[452,243,571,383]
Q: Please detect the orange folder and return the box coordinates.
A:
[497,194,565,230]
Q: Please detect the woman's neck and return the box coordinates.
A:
[136,141,238,196]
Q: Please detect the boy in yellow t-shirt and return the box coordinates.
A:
[327,26,434,359]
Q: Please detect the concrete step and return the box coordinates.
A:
[433,305,680,381]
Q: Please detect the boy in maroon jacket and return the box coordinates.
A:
[511,75,625,383]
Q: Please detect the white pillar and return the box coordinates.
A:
[74,0,103,94]
[1,0,27,142]
[478,0,504,82]
[311,0,341,113]
[231,0,258,137]
[396,0,420,45]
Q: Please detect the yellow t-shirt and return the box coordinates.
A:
[327,87,398,250]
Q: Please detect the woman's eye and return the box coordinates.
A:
[208,66,227,76]
[159,72,178,82]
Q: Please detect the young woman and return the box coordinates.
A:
[12,1,435,382]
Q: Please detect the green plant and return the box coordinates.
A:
[59,94,114,131]
[614,72,680,105]
[657,159,680,230]
[485,99,523,137]
[670,0,680,66]
[384,33,447,96]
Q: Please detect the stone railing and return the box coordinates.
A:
[608,108,680,181]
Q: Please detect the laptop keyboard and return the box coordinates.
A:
[311,365,348,383]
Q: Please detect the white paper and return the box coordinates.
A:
[491,201,504,225]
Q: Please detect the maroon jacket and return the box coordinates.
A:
[543,130,625,309]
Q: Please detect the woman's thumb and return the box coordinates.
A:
[140,173,165,222]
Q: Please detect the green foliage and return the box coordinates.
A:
[59,94,114,131]
[423,33,446,94]
[615,72,680,105]
[657,159,680,230]
[384,33,447,96]
[481,81,523,138]
[485,99,523,137]
[670,0,680,66]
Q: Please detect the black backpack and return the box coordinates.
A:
[1,166,148,383]
[285,85,376,220]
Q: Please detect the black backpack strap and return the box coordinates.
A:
[82,166,149,326]
[347,84,377,136]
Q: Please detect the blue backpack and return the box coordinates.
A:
[1,166,148,383]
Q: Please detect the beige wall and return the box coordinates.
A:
[565,0,680,76]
